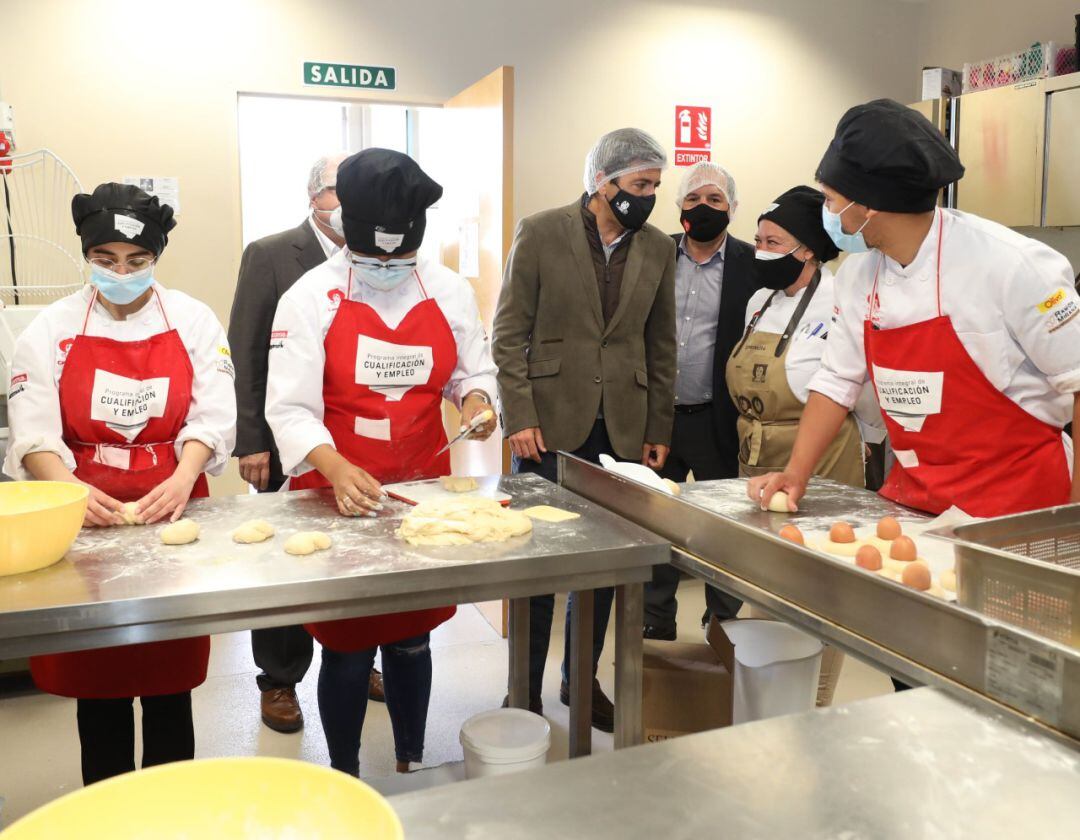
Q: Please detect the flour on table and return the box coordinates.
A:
[398,497,533,546]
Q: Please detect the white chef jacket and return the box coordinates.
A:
[745,267,885,444]
[3,284,237,481]
[266,251,498,477]
[808,209,1080,430]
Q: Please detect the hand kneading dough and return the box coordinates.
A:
[161,519,200,545]
[440,476,479,493]
[120,502,143,525]
[398,497,532,546]
[766,491,792,513]
[522,505,581,523]
[233,520,276,544]
[661,478,681,496]
[284,532,332,556]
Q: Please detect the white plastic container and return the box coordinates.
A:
[722,620,823,724]
[459,708,551,780]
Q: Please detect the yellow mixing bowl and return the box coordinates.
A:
[0,481,88,576]
[3,757,404,839]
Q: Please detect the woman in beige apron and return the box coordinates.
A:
[726,187,880,706]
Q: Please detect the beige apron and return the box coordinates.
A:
[726,274,864,488]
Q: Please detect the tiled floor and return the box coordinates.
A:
[0,581,893,826]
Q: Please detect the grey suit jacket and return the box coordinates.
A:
[493,201,677,460]
[228,220,326,483]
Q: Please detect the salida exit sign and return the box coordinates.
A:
[303,61,396,90]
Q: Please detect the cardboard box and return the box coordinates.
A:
[921,67,962,101]
[642,639,731,743]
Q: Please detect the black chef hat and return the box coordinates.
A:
[71,183,176,256]
[816,99,965,213]
[758,186,840,262]
[336,148,443,256]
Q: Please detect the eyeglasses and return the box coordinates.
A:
[88,256,155,272]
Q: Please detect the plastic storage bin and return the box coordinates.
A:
[722,620,823,724]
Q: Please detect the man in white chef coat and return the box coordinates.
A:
[751,98,1080,520]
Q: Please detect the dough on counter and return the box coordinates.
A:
[522,505,580,523]
[120,502,142,526]
[662,478,682,496]
[766,491,792,513]
[161,519,200,545]
[398,497,533,546]
[233,520,276,544]
[284,532,332,556]
[941,569,957,592]
[440,476,479,493]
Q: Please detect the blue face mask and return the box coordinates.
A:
[822,201,870,254]
[89,265,155,304]
[350,254,417,291]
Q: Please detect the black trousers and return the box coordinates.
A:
[251,476,314,691]
[76,692,194,785]
[644,407,743,630]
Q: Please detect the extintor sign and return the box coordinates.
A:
[674,105,711,166]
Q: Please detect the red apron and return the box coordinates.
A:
[864,212,1071,518]
[292,270,457,651]
[30,289,211,699]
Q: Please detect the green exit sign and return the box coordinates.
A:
[303,62,396,90]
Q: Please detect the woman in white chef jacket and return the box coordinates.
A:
[265,149,498,776]
[727,186,879,706]
[2,183,236,784]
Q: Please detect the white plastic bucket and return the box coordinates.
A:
[722,620,824,724]
[459,708,551,780]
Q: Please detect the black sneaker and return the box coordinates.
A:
[501,693,543,715]
[643,624,677,641]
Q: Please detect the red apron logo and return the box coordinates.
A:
[59,338,75,354]
[328,288,345,306]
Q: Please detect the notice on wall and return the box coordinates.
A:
[123,176,181,215]
[674,105,711,167]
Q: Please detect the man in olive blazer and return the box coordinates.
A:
[493,128,676,731]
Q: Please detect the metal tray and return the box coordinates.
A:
[929,504,1080,648]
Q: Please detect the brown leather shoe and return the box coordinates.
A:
[559,679,614,733]
[261,687,303,733]
[368,667,385,703]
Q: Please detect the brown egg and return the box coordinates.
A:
[889,535,918,562]
[901,561,932,591]
[855,544,883,571]
[877,516,902,541]
[779,524,804,545]
[829,522,856,544]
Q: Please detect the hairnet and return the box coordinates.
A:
[674,162,738,213]
[307,152,348,198]
[582,128,667,194]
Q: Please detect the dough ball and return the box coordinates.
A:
[856,544,883,571]
[661,478,681,496]
[232,520,276,544]
[941,569,957,592]
[767,491,792,513]
[160,519,200,545]
[120,502,142,526]
[522,505,580,523]
[876,516,902,541]
[440,476,479,493]
[829,522,856,544]
[901,561,932,591]
[398,497,533,546]
[778,524,804,545]
[889,536,918,562]
[284,531,333,556]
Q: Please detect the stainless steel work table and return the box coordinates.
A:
[0,474,668,753]
[391,687,1080,839]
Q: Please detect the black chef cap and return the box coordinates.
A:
[816,99,964,213]
[71,183,176,256]
[336,148,443,256]
[758,186,840,263]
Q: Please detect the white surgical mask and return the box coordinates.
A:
[328,207,345,237]
[349,253,417,291]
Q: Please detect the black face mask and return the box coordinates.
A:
[755,249,807,290]
[607,187,656,231]
[680,204,729,242]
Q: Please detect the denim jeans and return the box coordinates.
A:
[317,634,431,775]
[511,419,617,696]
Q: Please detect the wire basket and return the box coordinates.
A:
[940,505,1080,648]
[962,42,1066,94]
